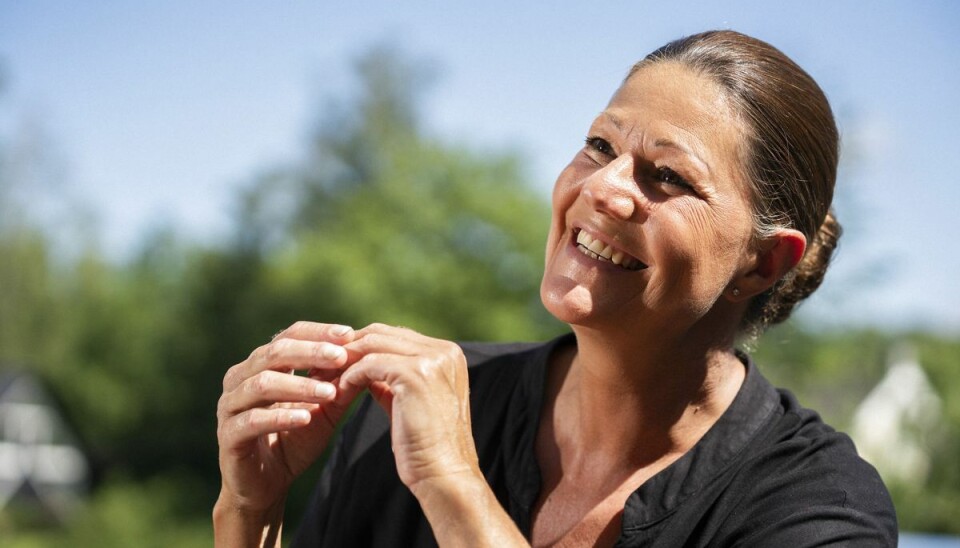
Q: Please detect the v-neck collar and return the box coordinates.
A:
[502,333,781,536]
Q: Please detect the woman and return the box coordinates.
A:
[215,31,897,546]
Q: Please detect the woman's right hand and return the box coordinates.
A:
[215,321,356,518]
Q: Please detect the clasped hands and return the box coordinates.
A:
[216,321,480,515]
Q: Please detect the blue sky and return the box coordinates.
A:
[1,1,958,332]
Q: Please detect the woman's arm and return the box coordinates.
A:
[412,473,530,547]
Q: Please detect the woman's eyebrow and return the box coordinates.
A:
[600,112,713,177]
[653,136,711,177]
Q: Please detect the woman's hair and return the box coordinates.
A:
[629,30,841,338]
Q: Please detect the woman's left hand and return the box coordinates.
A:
[339,323,529,546]
[339,323,480,491]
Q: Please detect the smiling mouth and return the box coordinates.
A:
[574,230,647,271]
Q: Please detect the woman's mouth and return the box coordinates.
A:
[574,230,647,271]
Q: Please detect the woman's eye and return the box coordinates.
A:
[584,136,614,157]
[656,166,692,190]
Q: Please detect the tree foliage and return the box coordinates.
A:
[2,46,561,543]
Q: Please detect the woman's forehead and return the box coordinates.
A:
[599,63,746,171]
[605,62,739,137]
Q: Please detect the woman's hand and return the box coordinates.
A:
[215,322,356,522]
[340,324,529,546]
[339,323,480,490]
[214,320,527,547]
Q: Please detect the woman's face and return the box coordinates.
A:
[540,61,758,338]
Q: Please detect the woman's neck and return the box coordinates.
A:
[548,324,746,474]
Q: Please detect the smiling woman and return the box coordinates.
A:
[542,59,766,335]
[214,30,896,547]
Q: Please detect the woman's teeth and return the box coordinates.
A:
[575,230,645,270]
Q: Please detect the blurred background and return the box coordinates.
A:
[1,1,958,545]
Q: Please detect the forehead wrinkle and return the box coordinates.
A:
[601,111,624,132]
[598,110,645,149]
[613,64,742,175]
[602,106,714,174]
[602,111,636,143]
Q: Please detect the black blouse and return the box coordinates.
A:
[291,334,897,547]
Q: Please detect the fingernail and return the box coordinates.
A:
[322,345,345,360]
[290,409,311,423]
[330,324,352,337]
[314,382,335,399]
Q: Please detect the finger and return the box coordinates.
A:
[345,331,430,361]
[219,407,314,451]
[339,352,452,395]
[277,321,355,343]
[250,338,348,371]
[368,380,395,413]
[219,370,337,417]
[327,374,371,414]
[336,355,409,420]
[344,332,466,383]
[354,323,435,346]
[224,339,348,391]
[339,353,399,393]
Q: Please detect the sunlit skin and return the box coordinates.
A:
[531,62,807,545]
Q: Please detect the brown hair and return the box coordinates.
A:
[629,30,842,338]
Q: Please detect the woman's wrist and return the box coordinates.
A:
[411,471,529,547]
[213,492,286,548]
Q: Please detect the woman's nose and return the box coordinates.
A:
[581,156,637,220]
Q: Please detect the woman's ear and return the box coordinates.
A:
[728,229,806,301]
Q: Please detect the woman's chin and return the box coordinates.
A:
[540,282,606,326]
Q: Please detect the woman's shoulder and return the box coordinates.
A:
[757,382,889,500]
[717,369,899,545]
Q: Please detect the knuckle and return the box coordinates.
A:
[216,394,228,419]
[266,338,294,364]
[233,412,249,433]
[413,359,435,380]
[442,343,460,361]
[222,368,236,391]
[263,342,280,363]
[244,408,264,431]
[247,373,269,396]
[354,333,378,351]
[273,409,289,427]
[247,345,268,369]
[291,320,310,332]
[298,378,314,399]
[249,343,267,361]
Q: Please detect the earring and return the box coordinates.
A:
[732,288,741,297]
